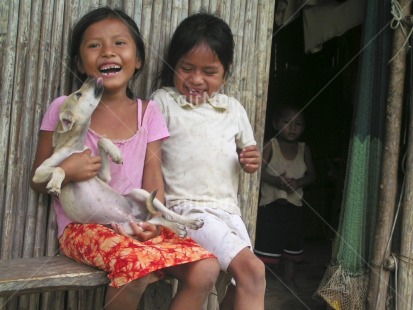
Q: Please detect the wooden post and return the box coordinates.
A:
[367,0,411,309]
[397,36,413,309]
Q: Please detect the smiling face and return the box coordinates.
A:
[77,17,141,94]
[173,43,225,105]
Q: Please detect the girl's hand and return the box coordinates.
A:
[239,145,261,173]
[275,174,286,189]
[60,149,102,183]
[275,173,297,192]
[284,177,298,193]
[112,221,161,242]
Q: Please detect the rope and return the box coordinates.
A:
[390,0,405,30]
[394,253,413,266]
[394,252,399,310]
[389,0,413,63]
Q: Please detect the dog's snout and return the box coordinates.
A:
[82,77,104,98]
[94,78,104,98]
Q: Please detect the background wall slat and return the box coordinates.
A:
[138,0,156,95]
[0,0,19,261]
[4,0,33,260]
[20,0,43,259]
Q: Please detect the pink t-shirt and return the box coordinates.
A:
[40,96,169,236]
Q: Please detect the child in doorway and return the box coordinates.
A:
[151,12,266,310]
[30,7,220,310]
[254,105,316,292]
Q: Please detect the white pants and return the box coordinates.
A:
[171,204,252,271]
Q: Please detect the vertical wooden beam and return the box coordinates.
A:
[398,19,413,307]
[367,0,411,309]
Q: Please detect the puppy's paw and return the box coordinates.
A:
[186,218,204,230]
[107,143,123,164]
[98,170,111,183]
[174,224,188,238]
[46,182,61,196]
[99,138,123,164]
[111,151,123,164]
[47,168,64,196]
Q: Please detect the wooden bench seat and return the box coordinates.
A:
[0,256,109,297]
[0,255,176,309]
[0,255,222,310]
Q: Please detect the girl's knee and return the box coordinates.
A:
[198,257,220,274]
[255,257,266,276]
[243,252,265,274]
[175,258,219,293]
[251,257,266,284]
[192,258,220,288]
[231,254,265,286]
[245,258,266,292]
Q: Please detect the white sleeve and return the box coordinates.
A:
[233,99,256,149]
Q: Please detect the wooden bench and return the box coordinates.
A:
[0,255,221,309]
[0,256,109,297]
[0,255,174,309]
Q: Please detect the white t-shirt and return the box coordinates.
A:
[152,87,256,215]
[259,138,307,206]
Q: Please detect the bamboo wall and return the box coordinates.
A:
[0,0,275,309]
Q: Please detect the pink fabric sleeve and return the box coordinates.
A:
[40,96,67,131]
[145,100,170,143]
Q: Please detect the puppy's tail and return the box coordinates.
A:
[146,190,158,215]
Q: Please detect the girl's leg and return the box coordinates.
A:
[283,258,300,294]
[223,248,266,310]
[104,273,156,310]
[164,258,220,310]
[219,283,235,310]
[282,254,302,294]
[284,258,296,282]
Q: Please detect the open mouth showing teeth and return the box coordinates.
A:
[99,65,121,75]
[188,88,204,95]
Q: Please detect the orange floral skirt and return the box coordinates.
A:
[59,223,215,287]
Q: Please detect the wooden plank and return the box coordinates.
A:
[0,0,20,261]
[0,256,109,296]
[0,1,19,244]
[398,23,413,307]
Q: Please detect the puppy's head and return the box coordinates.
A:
[57,77,104,133]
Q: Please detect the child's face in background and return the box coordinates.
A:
[173,43,225,105]
[275,109,305,142]
[77,17,141,93]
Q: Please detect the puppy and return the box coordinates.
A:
[33,77,203,237]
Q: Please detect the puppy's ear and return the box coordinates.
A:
[56,110,75,133]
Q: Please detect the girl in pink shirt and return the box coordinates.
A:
[30,7,219,310]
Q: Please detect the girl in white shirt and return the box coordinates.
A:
[152,12,265,310]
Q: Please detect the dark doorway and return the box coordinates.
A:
[261,7,364,309]
[264,14,362,242]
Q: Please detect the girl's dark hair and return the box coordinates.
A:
[69,7,145,98]
[156,12,234,88]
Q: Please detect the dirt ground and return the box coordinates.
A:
[264,239,332,310]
